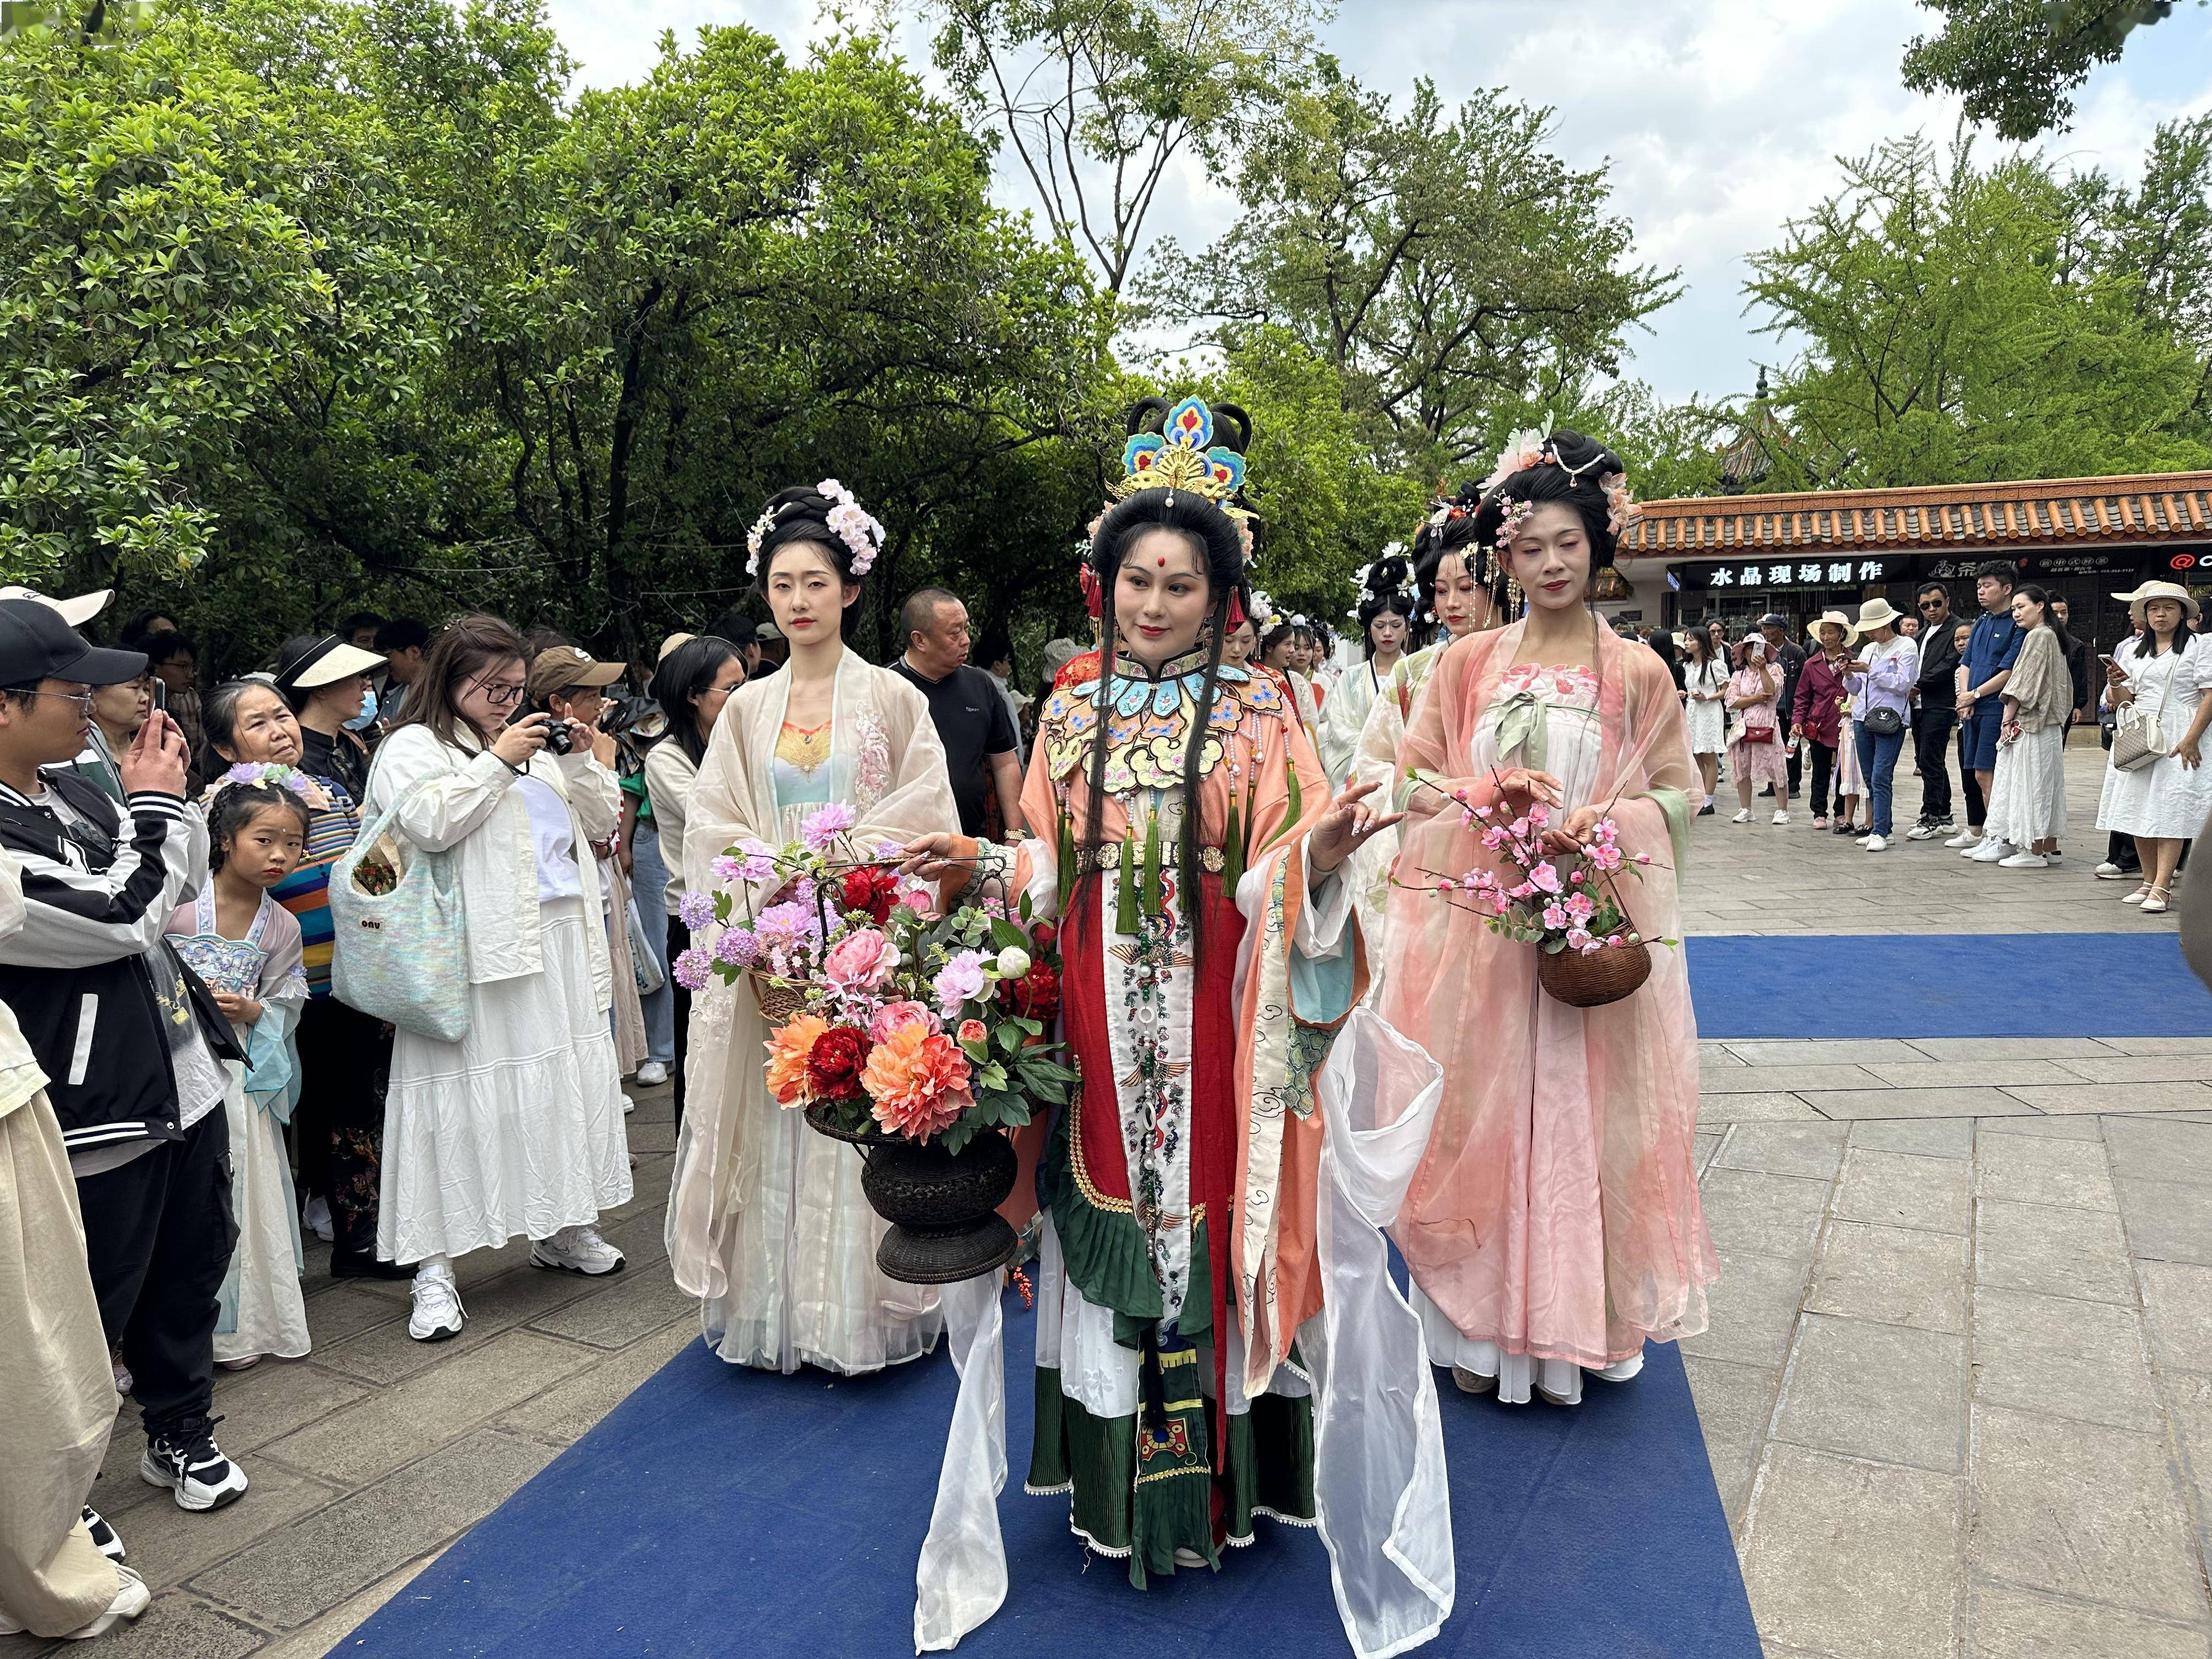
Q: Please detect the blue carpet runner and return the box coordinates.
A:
[341,1291,1758,1658]
[1686,932,2212,1038]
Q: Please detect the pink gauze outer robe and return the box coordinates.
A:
[1380,620,1716,1370]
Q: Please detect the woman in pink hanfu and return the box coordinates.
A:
[1381,430,1716,1406]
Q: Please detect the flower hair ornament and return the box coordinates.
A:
[1493,499,1537,548]
[216,762,316,798]
[745,478,885,579]
[1600,470,1641,537]
[1246,588,1279,632]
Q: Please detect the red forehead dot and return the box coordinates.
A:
[1156,556,1167,568]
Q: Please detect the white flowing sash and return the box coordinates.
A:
[913,1271,1007,1651]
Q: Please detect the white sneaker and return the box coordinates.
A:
[1943,828,1981,849]
[1905,822,1940,840]
[1865,834,1888,851]
[1730,808,1752,823]
[531,1224,626,1277]
[1999,851,2048,868]
[1971,839,2017,863]
[82,1505,125,1564]
[304,1195,334,1243]
[0,1564,152,1639]
[140,1423,249,1511]
[634,1060,668,1088]
[2094,861,2128,879]
[1771,810,1790,825]
[408,1271,466,1342]
[1855,833,1874,845]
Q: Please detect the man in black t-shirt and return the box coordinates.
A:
[888,588,1022,838]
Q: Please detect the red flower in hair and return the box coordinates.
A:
[840,865,901,926]
[805,1025,870,1100]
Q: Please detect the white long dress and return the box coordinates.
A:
[2097,636,2212,839]
[1683,659,1727,755]
[665,651,955,1373]
[367,731,633,1263]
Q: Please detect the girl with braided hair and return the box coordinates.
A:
[1380,430,1716,1407]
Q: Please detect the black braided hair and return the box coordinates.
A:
[206,779,311,873]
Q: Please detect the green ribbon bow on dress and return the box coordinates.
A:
[1492,686,1548,771]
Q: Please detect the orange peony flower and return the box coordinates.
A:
[764,1012,831,1107]
[860,1019,973,1142]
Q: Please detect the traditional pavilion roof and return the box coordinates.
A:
[1620,471,2212,559]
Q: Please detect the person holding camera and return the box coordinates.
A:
[360,616,632,1342]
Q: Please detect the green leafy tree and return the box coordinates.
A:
[930,0,1328,296]
[1155,63,1677,477]
[1902,0,2207,143]
[1745,129,2212,490]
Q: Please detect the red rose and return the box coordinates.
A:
[998,962,1061,1023]
[1029,922,1058,956]
[840,865,900,926]
[957,1018,988,1045]
[805,1025,870,1099]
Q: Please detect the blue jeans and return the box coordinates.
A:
[1855,723,1907,837]
[629,823,676,1065]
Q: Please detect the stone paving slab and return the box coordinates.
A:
[5,742,2207,1659]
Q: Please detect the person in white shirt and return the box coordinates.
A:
[360,614,633,1341]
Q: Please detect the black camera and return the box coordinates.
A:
[523,701,572,755]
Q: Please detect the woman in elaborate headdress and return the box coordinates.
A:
[1380,430,1716,1406]
[1337,491,1511,999]
[898,397,1449,1652]
[1316,549,1418,788]
[665,481,958,1374]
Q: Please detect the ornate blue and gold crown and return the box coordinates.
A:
[1113,397,1248,507]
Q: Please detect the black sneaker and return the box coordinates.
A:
[82,1504,126,1563]
[330,1244,416,1281]
[141,1417,249,1512]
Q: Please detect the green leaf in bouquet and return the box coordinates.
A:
[978,1061,1011,1091]
[939,1120,977,1155]
[995,1021,1023,1054]
[961,1037,990,1064]
[1018,890,1034,923]
[989,917,1027,953]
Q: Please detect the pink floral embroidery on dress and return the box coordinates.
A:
[853,711,893,808]
[1497,662,1599,708]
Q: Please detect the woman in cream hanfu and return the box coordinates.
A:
[1381,431,1716,1408]
[900,399,1449,1656]
[1314,550,1417,788]
[665,482,958,1374]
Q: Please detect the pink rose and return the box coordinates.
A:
[822,928,893,991]
[957,1019,988,1045]
[869,1000,941,1042]
[899,887,934,916]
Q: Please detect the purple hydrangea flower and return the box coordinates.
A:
[677,890,716,931]
[672,948,714,991]
[714,927,760,967]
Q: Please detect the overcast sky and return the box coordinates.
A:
[542,1,2212,404]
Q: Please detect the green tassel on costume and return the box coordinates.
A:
[1141,809,1162,917]
[1116,823,1140,936]
[1222,793,1245,889]
[1057,810,1076,905]
[1284,754,1302,826]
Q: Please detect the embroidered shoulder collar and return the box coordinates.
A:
[1039,655,1282,791]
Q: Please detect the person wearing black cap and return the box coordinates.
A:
[0,600,252,1519]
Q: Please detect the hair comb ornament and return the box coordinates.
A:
[1114,396,1251,516]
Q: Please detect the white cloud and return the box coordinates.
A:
[543,0,2212,403]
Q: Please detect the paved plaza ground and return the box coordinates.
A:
[4,737,2205,1659]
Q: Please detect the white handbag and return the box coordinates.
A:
[2111,657,2173,774]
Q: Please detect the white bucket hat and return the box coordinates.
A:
[1855,596,1904,631]
[2111,580,2202,624]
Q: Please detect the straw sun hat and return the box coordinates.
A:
[2111,580,2202,625]
[1807,610,1859,649]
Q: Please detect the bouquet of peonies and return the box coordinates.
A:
[1410,783,1667,957]
[674,804,1076,1152]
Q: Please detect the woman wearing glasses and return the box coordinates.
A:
[360,615,633,1342]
